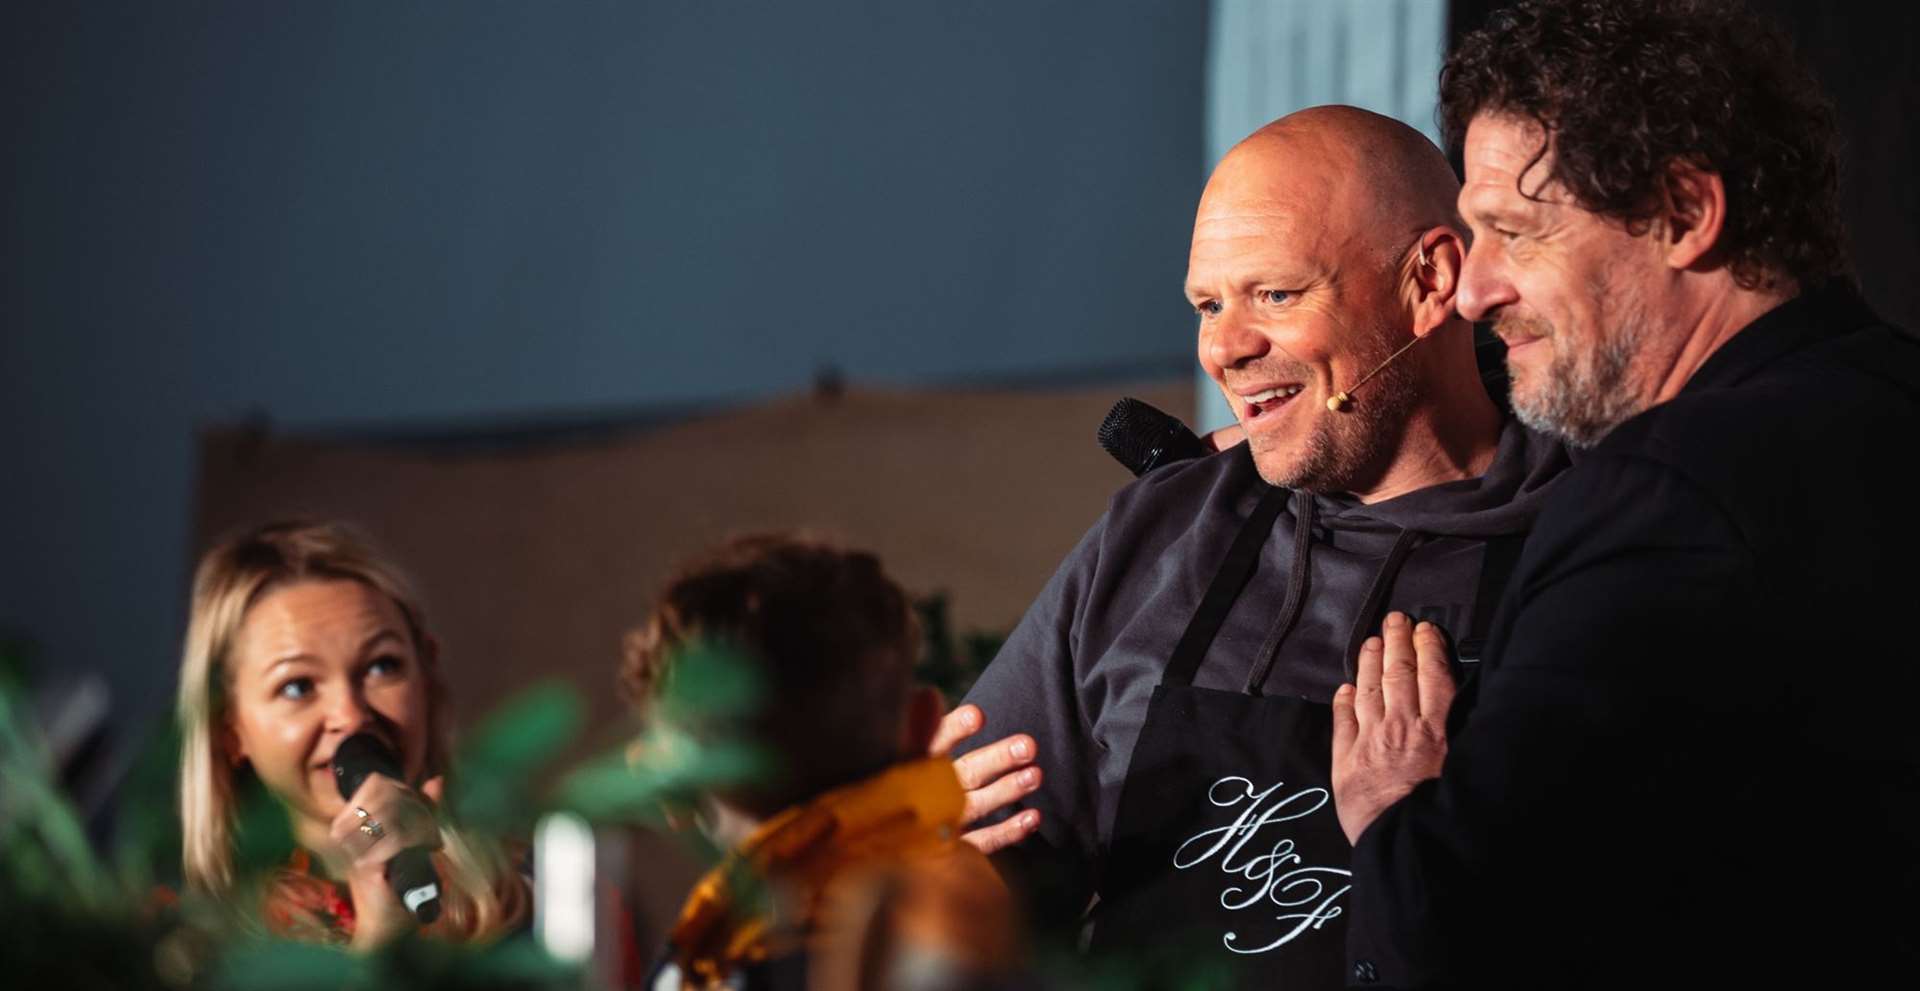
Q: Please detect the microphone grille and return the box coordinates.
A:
[331,732,403,800]
[1098,397,1174,474]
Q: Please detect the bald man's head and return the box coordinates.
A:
[1188,105,1485,496]
[1206,105,1463,267]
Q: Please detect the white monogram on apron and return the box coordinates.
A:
[1172,775,1352,954]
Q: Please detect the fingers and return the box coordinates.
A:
[1379,612,1419,719]
[962,763,1042,827]
[1353,635,1385,730]
[352,822,419,873]
[929,704,984,756]
[1332,683,1358,764]
[961,809,1041,855]
[937,713,1042,844]
[1333,616,1454,847]
[333,776,441,865]
[1413,621,1457,719]
[419,775,445,805]
[952,733,1035,792]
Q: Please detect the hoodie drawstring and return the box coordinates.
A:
[1243,491,1317,695]
[1239,493,1430,694]
[1340,528,1423,682]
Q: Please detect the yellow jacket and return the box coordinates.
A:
[664,758,1017,990]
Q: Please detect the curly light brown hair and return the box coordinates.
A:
[622,533,921,816]
[1441,0,1850,292]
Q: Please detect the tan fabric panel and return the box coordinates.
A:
[193,380,1192,748]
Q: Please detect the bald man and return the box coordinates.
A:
[937,106,1567,987]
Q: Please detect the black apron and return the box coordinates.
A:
[1086,486,1517,988]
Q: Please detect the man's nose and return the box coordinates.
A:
[1205,305,1271,370]
[1455,244,1517,323]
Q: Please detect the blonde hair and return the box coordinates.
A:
[176,519,526,941]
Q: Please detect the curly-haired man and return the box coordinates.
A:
[1329,1,1920,987]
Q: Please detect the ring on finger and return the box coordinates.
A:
[353,806,386,839]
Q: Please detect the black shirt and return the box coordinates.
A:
[1346,286,1920,988]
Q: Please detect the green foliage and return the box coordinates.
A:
[207,933,577,991]
[447,681,584,837]
[557,641,770,826]
[552,735,764,828]
[0,632,31,686]
[229,773,300,881]
[208,938,358,990]
[0,665,114,910]
[112,716,185,890]
[1,664,178,990]
[652,639,765,721]
[0,645,776,989]
[0,625,1251,989]
[1046,936,1241,991]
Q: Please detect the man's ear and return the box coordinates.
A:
[900,685,945,759]
[1408,226,1467,339]
[1660,160,1726,272]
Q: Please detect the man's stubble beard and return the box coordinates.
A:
[1250,324,1421,494]
[1506,280,1656,449]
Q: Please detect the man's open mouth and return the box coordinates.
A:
[1241,384,1305,419]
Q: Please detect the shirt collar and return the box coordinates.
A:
[1682,281,1882,395]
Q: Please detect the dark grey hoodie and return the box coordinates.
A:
[958,417,1567,917]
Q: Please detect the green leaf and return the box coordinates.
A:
[434,934,580,984]
[0,677,113,907]
[653,642,763,723]
[552,733,771,825]
[112,717,186,890]
[210,939,357,991]
[458,681,584,775]
[228,775,297,882]
[447,681,586,835]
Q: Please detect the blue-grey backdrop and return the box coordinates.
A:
[0,2,1209,742]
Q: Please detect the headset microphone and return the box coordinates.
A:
[1328,238,1439,413]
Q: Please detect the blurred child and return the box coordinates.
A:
[623,534,1018,991]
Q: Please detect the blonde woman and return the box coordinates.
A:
[177,520,526,950]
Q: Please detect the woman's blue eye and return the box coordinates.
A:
[277,677,314,701]
[1263,289,1291,304]
[368,655,404,678]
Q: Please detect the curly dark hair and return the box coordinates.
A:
[1440,0,1850,291]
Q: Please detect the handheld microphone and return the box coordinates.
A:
[332,732,443,924]
[1098,397,1212,477]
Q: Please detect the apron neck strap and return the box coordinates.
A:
[1163,485,1289,688]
